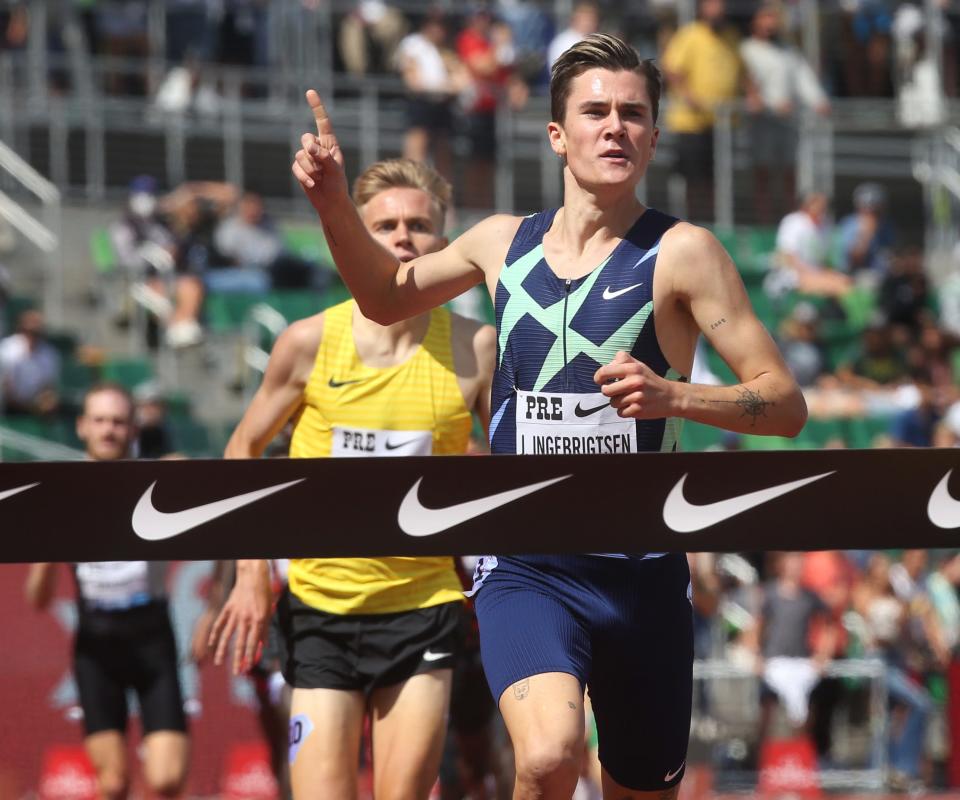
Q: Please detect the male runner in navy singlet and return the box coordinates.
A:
[291,33,807,799]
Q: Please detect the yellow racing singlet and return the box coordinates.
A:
[287,300,471,614]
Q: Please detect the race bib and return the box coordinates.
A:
[331,427,433,457]
[515,390,637,455]
[75,561,151,610]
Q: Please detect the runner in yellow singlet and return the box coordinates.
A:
[208,159,495,800]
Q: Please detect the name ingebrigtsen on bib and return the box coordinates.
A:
[521,433,633,455]
[514,390,638,455]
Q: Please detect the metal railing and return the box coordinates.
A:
[0,422,84,462]
[913,126,960,286]
[0,138,63,323]
[694,657,889,792]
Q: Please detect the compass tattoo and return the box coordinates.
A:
[711,387,773,427]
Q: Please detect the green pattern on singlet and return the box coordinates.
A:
[497,244,655,392]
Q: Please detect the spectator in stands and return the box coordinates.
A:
[134,382,177,459]
[839,0,895,98]
[339,0,408,76]
[547,1,600,70]
[778,301,827,388]
[216,192,319,290]
[893,3,948,129]
[456,5,526,210]
[0,2,27,51]
[740,3,831,224]
[159,181,241,347]
[926,551,960,657]
[662,0,754,221]
[93,0,149,95]
[838,182,895,278]
[770,192,853,299]
[852,552,941,789]
[499,0,554,91]
[397,11,463,179]
[750,552,838,745]
[0,308,60,416]
[878,247,929,336]
[836,316,907,389]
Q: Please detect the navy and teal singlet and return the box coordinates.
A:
[489,206,685,458]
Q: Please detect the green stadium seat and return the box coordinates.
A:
[280,224,333,267]
[680,421,728,452]
[59,359,97,401]
[169,417,213,457]
[89,227,118,276]
[101,357,155,390]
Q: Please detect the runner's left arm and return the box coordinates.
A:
[596,224,807,437]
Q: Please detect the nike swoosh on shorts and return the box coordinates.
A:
[422,650,452,661]
[132,479,305,540]
[0,483,39,503]
[664,761,685,782]
[398,475,571,537]
[928,470,960,528]
[662,472,834,533]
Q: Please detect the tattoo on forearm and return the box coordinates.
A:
[514,679,530,700]
[710,387,774,427]
[323,224,338,247]
[710,317,727,331]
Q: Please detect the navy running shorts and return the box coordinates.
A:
[473,553,693,791]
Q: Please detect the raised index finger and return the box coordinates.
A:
[306,89,335,138]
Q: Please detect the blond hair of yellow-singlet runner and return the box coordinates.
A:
[287,300,471,614]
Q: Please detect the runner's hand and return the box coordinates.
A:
[594,350,681,419]
[208,566,272,675]
[292,90,348,215]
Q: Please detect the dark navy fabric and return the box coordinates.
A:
[474,553,693,790]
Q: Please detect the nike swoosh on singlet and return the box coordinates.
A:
[574,399,610,417]
[0,483,39,503]
[385,438,421,451]
[927,470,960,528]
[398,475,571,537]
[329,377,363,388]
[662,472,834,533]
[132,479,305,541]
[602,282,643,300]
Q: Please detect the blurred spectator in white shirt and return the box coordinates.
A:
[770,192,853,299]
[741,2,830,223]
[397,11,464,179]
[0,308,60,416]
[547,2,599,69]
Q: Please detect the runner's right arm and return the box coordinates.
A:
[292,90,518,324]
[210,317,322,674]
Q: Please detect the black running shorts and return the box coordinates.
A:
[73,600,187,736]
[278,593,462,693]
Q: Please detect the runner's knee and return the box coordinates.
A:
[514,737,582,789]
[96,769,129,800]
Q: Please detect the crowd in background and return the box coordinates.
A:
[3,0,960,794]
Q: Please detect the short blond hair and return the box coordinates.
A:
[352,159,452,228]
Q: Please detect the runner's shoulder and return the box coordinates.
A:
[271,312,325,367]
[451,213,525,266]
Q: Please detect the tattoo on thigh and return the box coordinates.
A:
[513,679,530,701]
[567,701,577,710]
[288,713,314,765]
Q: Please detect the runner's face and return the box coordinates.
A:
[361,188,447,263]
[78,391,136,461]
[551,68,658,191]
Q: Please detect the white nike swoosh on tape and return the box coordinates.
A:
[664,761,685,782]
[398,475,571,537]
[0,483,39,503]
[602,282,643,300]
[423,650,452,662]
[132,479,305,541]
[663,472,833,533]
[927,470,960,528]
